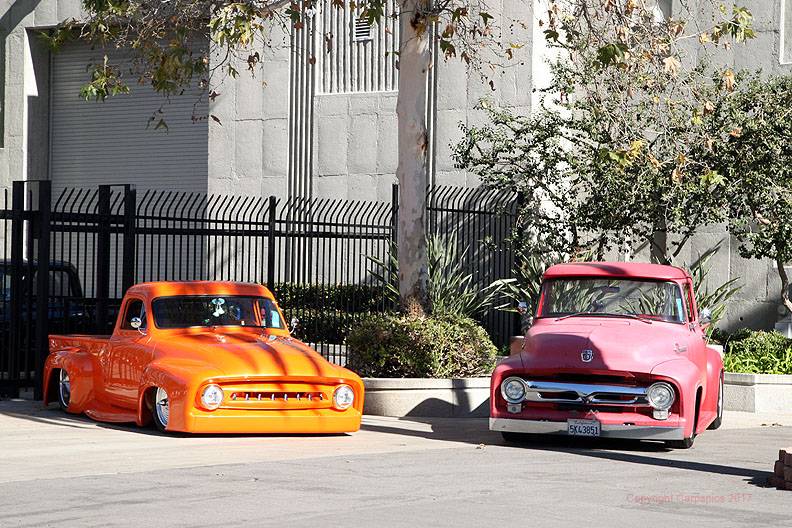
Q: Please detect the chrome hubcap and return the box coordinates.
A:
[59,369,71,407]
[155,387,169,427]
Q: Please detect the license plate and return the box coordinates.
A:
[567,419,601,437]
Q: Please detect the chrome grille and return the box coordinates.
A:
[523,380,650,407]
[229,391,325,402]
[215,381,335,410]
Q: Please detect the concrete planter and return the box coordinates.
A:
[724,372,792,413]
[363,377,491,418]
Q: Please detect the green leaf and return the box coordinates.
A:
[700,169,724,187]
[543,29,560,42]
[595,43,628,67]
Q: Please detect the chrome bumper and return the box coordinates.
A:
[490,418,684,441]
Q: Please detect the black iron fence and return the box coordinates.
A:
[0,180,517,397]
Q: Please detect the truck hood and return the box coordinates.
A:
[520,318,691,375]
[156,331,345,379]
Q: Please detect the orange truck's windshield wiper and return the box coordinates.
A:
[555,312,653,324]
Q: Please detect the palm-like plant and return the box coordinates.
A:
[688,244,742,337]
[495,248,597,316]
[368,233,513,319]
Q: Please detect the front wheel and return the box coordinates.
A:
[152,387,170,433]
[666,436,695,449]
[707,373,724,430]
[57,369,71,411]
[501,431,531,444]
[667,391,701,449]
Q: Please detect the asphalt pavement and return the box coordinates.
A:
[1,400,791,527]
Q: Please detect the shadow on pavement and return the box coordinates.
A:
[0,399,353,439]
[362,417,774,488]
[363,417,667,452]
[544,445,774,487]
[0,399,97,429]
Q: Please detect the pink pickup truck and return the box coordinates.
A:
[490,262,723,449]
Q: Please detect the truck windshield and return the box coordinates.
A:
[538,278,687,324]
[152,296,284,329]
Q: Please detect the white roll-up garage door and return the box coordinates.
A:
[49,41,209,194]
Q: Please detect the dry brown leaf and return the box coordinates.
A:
[723,69,736,92]
[663,56,681,76]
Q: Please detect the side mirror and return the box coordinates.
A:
[130,317,146,335]
[517,301,533,330]
[699,307,712,326]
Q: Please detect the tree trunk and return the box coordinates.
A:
[776,257,792,315]
[649,229,669,265]
[650,211,671,264]
[396,0,431,311]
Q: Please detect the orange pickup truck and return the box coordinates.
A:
[43,281,364,434]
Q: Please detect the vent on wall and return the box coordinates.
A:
[317,0,400,93]
[353,17,373,41]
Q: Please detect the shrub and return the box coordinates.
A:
[346,313,497,378]
[722,330,792,375]
[272,283,391,344]
[281,308,359,344]
[272,283,387,313]
[710,327,752,346]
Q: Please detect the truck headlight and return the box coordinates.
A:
[646,382,675,411]
[501,377,527,404]
[200,384,224,410]
[333,385,355,410]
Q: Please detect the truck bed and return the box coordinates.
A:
[49,334,112,352]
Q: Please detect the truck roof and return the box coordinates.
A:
[543,262,690,281]
[125,281,275,300]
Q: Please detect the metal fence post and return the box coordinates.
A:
[95,186,111,333]
[8,182,25,391]
[390,184,399,306]
[121,185,137,294]
[267,196,276,288]
[34,181,51,399]
[390,183,398,249]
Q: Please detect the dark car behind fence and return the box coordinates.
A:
[0,180,518,397]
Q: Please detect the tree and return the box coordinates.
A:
[455,0,755,264]
[45,0,507,312]
[713,74,792,314]
[453,102,585,256]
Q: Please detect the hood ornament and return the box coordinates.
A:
[581,349,594,362]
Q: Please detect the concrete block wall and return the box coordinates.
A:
[626,226,782,331]
[207,31,292,201]
[310,0,533,200]
[313,91,397,202]
[0,0,86,191]
[432,0,533,187]
[680,0,792,75]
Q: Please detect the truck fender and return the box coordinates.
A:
[651,358,702,438]
[703,344,724,411]
[136,361,217,427]
[43,347,96,412]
